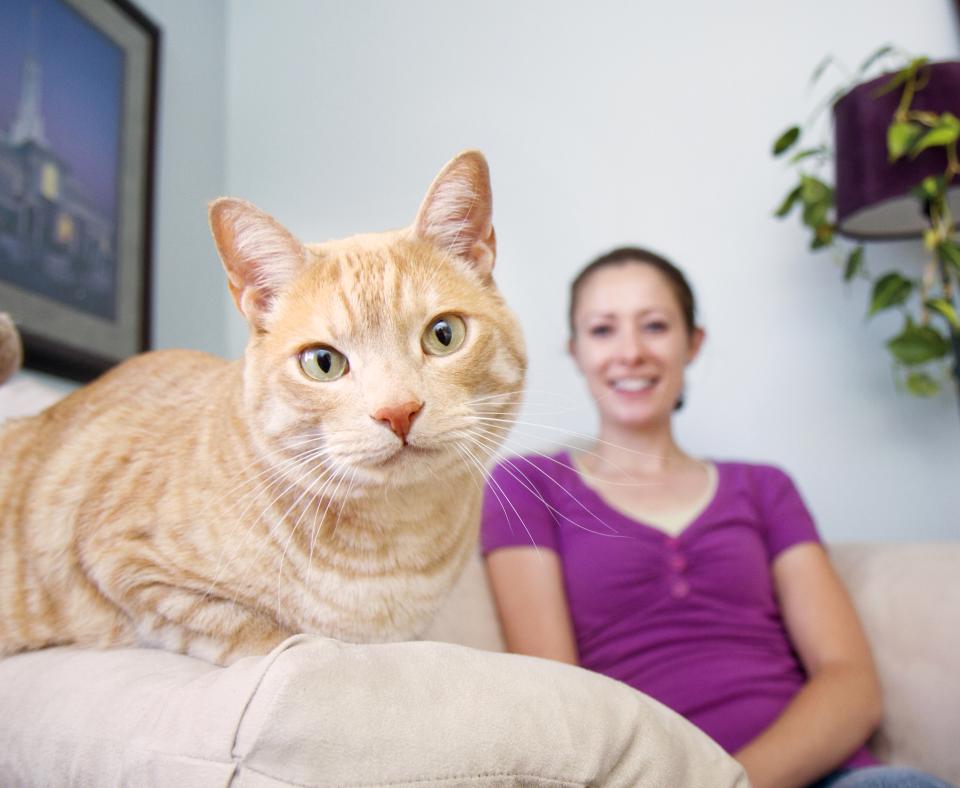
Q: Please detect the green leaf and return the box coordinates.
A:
[887,320,949,365]
[927,298,960,330]
[799,176,834,231]
[810,223,835,250]
[809,55,835,87]
[938,240,960,275]
[905,371,941,396]
[911,110,941,126]
[857,44,896,75]
[774,184,803,218]
[803,200,831,228]
[873,56,930,97]
[844,246,865,281]
[868,272,913,316]
[772,126,801,156]
[800,176,832,204]
[887,121,924,162]
[912,175,946,201]
[874,71,910,97]
[789,146,829,164]
[911,123,960,157]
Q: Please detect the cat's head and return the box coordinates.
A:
[209,151,525,489]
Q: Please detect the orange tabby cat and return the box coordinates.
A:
[0,151,525,666]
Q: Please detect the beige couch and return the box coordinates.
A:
[0,382,956,786]
[432,544,960,785]
[0,545,956,787]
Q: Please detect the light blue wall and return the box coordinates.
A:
[135,0,229,356]
[10,1,960,541]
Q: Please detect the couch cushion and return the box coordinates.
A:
[0,635,747,787]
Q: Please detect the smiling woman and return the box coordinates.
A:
[482,247,951,788]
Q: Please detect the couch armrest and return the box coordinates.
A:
[830,542,960,786]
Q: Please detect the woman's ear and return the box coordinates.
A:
[568,335,585,375]
[687,327,706,364]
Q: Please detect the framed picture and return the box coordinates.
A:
[0,0,159,381]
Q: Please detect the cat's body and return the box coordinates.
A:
[0,152,524,665]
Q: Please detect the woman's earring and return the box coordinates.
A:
[674,388,686,411]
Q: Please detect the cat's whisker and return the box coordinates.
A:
[202,435,326,496]
[470,425,628,534]
[299,463,360,615]
[199,433,332,516]
[246,454,339,560]
[203,446,335,602]
[466,387,588,409]
[469,419,667,489]
[278,462,351,621]
[455,440,545,557]
[451,443,486,493]
[330,466,360,538]
[464,389,526,405]
[468,415,669,462]
[196,444,338,557]
[299,464,355,611]
[460,431,627,541]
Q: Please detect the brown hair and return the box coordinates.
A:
[568,246,697,338]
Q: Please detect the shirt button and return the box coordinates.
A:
[668,553,687,572]
[671,578,690,599]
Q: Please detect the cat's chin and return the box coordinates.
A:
[339,444,468,489]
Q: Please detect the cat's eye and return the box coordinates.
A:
[422,314,466,356]
[299,346,349,381]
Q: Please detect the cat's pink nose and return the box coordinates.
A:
[373,401,422,443]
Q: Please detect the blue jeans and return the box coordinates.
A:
[811,765,955,788]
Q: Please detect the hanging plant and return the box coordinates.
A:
[772,46,960,398]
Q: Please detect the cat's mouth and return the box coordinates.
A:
[375,443,436,466]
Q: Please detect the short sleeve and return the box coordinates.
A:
[480,457,561,555]
[752,465,822,559]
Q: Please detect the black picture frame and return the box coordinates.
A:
[0,0,160,382]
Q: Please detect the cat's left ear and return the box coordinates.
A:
[209,198,307,329]
[413,150,496,278]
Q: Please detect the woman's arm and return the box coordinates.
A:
[734,543,883,788]
[484,547,579,664]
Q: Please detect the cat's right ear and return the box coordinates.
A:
[413,150,496,279]
[209,198,307,329]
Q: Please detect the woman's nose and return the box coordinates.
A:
[616,330,645,362]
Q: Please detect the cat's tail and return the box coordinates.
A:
[0,313,23,384]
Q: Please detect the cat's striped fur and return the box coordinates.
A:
[0,151,525,665]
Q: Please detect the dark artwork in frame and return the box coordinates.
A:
[0,0,159,382]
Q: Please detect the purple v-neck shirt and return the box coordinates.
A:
[481,452,875,769]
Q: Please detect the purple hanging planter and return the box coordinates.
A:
[833,60,960,240]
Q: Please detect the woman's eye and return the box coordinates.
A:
[422,314,466,356]
[589,325,613,337]
[645,321,668,333]
[299,346,349,381]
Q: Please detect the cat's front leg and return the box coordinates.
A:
[129,588,296,665]
[77,538,293,665]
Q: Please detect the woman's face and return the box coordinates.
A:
[569,262,704,431]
